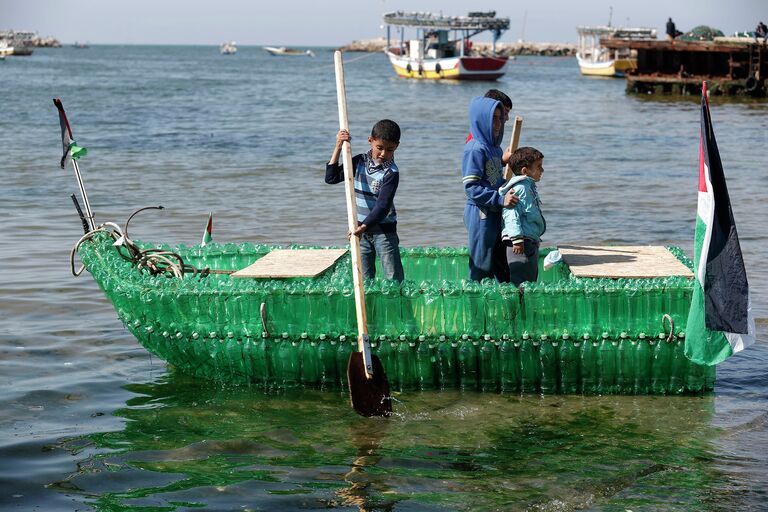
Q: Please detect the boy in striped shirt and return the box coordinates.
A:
[326,119,404,282]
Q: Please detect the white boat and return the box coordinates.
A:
[383,11,510,81]
[219,41,237,55]
[0,30,35,56]
[0,43,13,59]
[263,46,315,57]
[576,26,656,77]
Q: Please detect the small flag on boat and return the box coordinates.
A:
[685,82,755,366]
[201,213,213,246]
[53,98,87,169]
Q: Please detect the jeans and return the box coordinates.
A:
[506,239,540,287]
[360,231,404,281]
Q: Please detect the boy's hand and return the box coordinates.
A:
[347,224,367,239]
[336,129,351,147]
[503,190,519,208]
[502,147,512,165]
[512,242,524,255]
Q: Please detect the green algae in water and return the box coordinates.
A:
[51,374,729,511]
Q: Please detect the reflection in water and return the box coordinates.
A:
[46,372,734,511]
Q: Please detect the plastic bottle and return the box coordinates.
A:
[300,333,320,387]
[463,281,485,339]
[479,334,499,392]
[558,332,579,394]
[597,332,618,394]
[458,334,478,390]
[685,329,706,393]
[500,334,520,393]
[617,332,635,394]
[580,333,598,394]
[416,335,436,390]
[519,332,540,394]
[668,332,687,395]
[277,333,300,389]
[436,334,457,389]
[397,335,417,391]
[651,332,673,394]
[336,334,352,390]
[317,334,337,389]
[442,282,462,336]
[633,332,652,394]
[539,334,558,394]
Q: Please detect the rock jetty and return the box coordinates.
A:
[339,38,576,56]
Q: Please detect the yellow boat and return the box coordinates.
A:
[576,26,656,77]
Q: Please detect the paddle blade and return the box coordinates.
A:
[347,352,392,417]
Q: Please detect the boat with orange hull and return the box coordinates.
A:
[383,11,510,81]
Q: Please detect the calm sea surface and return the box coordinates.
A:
[1,45,767,511]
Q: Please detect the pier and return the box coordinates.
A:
[602,37,767,96]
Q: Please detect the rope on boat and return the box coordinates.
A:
[70,207,213,280]
[661,313,675,342]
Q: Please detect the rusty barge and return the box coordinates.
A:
[601,37,767,97]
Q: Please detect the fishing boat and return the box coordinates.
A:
[576,26,656,77]
[0,42,12,59]
[263,46,315,57]
[219,41,237,55]
[383,11,510,80]
[0,30,35,56]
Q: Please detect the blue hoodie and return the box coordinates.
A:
[462,97,505,211]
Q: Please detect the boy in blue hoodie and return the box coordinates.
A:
[499,147,546,286]
[325,119,404,281]
[462,97,518,282]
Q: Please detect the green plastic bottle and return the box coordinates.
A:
[668,332,687,395]
[397,335,417,391]
[539,334,558,394]
[336,334,352,390]
[416,335,436,390]
[597,332,618,394]
[685,330,706,393]
[634,332,652,394]
[442,282,462,336]
[436,335,458,389]
[617,332,635,394]
[500,334,520,393]
[558,332,579,394]
[317,334,337,389]
[580,333,598,394]
[519,332,540,394]
[277,333,300,389]
[458,334,478,390]
[250,332,269,388]
[479,334,499,392]
[651,332,673,394]
[300,333,320,387]
[464,281,485,339]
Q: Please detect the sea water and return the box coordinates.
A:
[1,45,767,510]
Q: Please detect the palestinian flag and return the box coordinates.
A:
[201,213,213,246]
[685,82,755,366]
[53,98,87,169]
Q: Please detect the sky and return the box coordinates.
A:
[1,0,764,45]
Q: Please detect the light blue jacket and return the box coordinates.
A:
[499,175,546,242]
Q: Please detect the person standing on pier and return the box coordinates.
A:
[755,22,767,44]
[666,18,677,41]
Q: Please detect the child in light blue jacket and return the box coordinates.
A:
[499,147,546,286]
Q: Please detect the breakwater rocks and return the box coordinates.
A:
[339,38,576,56]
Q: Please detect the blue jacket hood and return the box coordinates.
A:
[468,97,504,147]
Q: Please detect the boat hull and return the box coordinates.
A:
[76,232,715,393]
[577,54,636,77]
[386,50,507,80]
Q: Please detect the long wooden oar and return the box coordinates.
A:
[334,51,392,417]
[503,116,524,180]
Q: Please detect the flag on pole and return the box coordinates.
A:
[684,82,755,366]
[53,98,87,169]
[201,213,213,246]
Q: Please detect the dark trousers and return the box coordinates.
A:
[506,239,540,287]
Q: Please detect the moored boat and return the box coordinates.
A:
[383,11,510,80]
[219,41,237,55]
[576,26,656,77]
[263,46,315,57]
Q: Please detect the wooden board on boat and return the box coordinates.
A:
[231,249,348,278]
[558,245,693,278]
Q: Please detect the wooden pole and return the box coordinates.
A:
[503,116,524,180]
